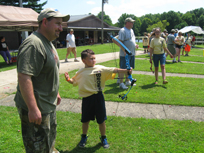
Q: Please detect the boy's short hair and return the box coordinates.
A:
[81,49,95,60]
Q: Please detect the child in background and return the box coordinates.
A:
[184,33,192,56]
[142,32,149,53]
[64,49,132,149]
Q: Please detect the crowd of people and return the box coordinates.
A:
[141,28,195,84]
[142,28,195,60]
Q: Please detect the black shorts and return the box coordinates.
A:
[175,44,182,49]
[81,92,107,124]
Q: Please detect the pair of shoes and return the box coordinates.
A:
[178,59,181,62]
[100,136,110,149]
[78,134,88,148]
[116,78,120,85]
[172,60,177,63]
[125,81,136,86]
[185,54,189,56]
[155,80,158,84]
[74,59,79,62]
[163,80,168,84]
[65,58,68,62]
[52,147,60,153]
[119,83,128,89]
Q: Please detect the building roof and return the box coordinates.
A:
[67,14,120,31]
[69,14,92,22]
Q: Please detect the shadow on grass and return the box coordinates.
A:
[165,61,174,65]
[59,142,101,153]
[140,83,167,89]
[104,83,124,94]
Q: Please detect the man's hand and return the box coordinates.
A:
[57,93,61,105]
[136,44,139,49]
[28,107,42,125]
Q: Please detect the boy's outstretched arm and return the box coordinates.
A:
[113,68,132,75]
[64,72,74,84]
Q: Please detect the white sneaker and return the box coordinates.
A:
[125,81,136,86]
[65,58,68,62]
[119,83,128,89]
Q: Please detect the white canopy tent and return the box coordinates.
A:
[178,26,204,34]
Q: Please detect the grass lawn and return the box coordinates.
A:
[0,56,17,72]
[1,106,204,153]
[136,48,204,63]
[0,43,119,72]
[129,59,204,75]
[60,71,204,107]
[57,43,119,60]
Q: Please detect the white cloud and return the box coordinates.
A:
[86,1,95,5]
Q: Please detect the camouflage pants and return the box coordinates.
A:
[17,107,57,153]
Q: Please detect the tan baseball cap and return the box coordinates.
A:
[125,17,135,23]
[171,29,175,33]
[70,29,74,32]
[38,8,70,22]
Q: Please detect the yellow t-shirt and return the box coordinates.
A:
[142,36,149,46]
[150,37,167,54]
[175,36,185,45]
[72,65,116,97]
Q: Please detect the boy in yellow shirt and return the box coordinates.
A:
[64,49,132,149]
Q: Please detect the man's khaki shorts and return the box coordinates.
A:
[67,47,76,54]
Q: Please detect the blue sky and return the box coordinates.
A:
[40,0,204,24]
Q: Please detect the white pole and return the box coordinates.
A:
[101,0,104,44]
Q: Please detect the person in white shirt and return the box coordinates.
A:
[65,29,79,62]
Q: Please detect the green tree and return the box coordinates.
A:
[140,18,152,35]
[161,11,182,32]
[198,15,204,29]
[191,8,204,22]
[97,11,113,26]
[0,0,47,13]
[117,13,141,35]
[147,20,169,32]
[174,22,188,30]
[181,12,196,26]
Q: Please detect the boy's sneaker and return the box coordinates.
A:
[125,81,136,86]
[65,58,68,62]
[178,59,181,62]
[78,134,88,148]
[100,136,109,149]
[119,83,128,89]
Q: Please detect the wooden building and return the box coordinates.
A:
[58,14,120,47]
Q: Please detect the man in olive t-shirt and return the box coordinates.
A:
[14,8,70,153]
